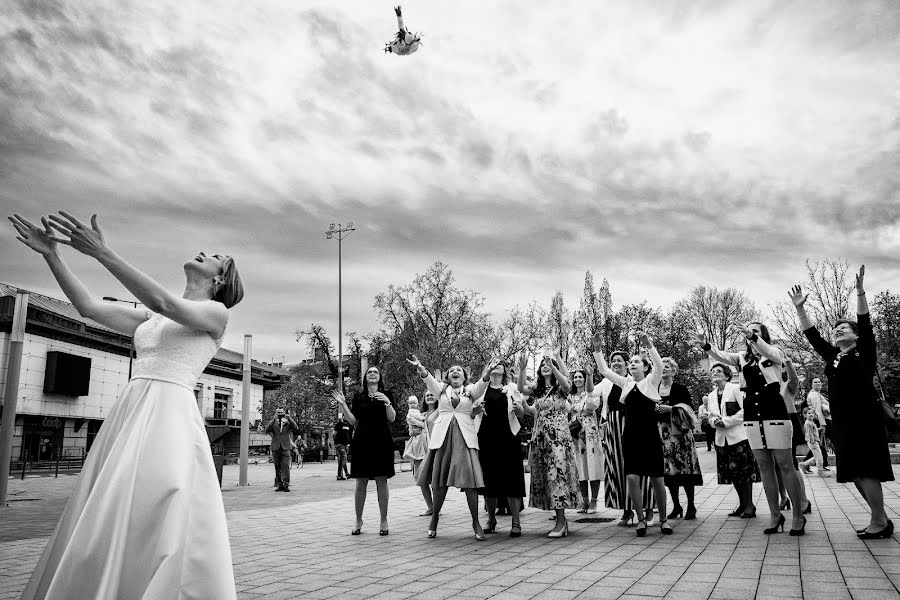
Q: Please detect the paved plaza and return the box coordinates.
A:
[2,451,899,600]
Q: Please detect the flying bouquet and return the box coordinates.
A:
[385,5,421,55]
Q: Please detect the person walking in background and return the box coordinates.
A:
[333,416,352,480]
[11,212,243,600]
[332,366,397,536]
[266,408,299,492]
[804,377,830,471]
[706,363,760,518]
[798,408,831,477]
[792,266,894,538]
[657,358,702,521]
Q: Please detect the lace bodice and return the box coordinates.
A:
[131,312,224,390]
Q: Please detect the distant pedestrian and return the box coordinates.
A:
[803,378,830,470]
[798,408,831,477]
[266,408,298,492]
[333,417,352,480]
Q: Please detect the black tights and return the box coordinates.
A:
[667,484,695,509]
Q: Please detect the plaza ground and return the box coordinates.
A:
[2,450,899,599]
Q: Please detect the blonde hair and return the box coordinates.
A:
[662,357,679,375]
[213,256,244,308]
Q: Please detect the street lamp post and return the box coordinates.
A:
[325,222,355,400]
[103,296,141,379]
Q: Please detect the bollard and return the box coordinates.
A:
[55,449,60,478]
[21,450,27,480]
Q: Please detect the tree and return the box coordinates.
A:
[674,285,760,351]
[573,272,615,368]
[872,290,900,404]
[296,323,337,379]
[547,291,575,363]
[261,363,334,439]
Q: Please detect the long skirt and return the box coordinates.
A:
[574,412,604,482]
[22,378,236,600]
[602,410,655,510]
[528,412,581,510]
[715,439,761,485]
[417,419,484,489]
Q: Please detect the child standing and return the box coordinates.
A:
[799,408,831,477]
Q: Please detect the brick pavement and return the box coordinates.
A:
[2,451,899,600]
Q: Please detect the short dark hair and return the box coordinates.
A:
[609,351,629,365]
[833,319,859,335]
[710,363,732,380]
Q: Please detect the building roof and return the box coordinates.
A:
[0,282,291,378]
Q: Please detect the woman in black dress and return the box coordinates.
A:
[791,265,894,538]
[594,332,671,537]
[333,365,396,536]
[477,362,526,537]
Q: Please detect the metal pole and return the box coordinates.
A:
[239,334,251,486]
[339,234,344,398]
[0,292,28,507]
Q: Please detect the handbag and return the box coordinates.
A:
[568,419,583,437]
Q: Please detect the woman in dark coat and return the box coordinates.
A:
[333,365,396,536]
[791,265,894,538]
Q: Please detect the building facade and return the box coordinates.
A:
[0,284,290,465]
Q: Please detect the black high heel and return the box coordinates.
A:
[510,523,522,538]
[764,514,785,534]
[351,521,363,536]
[789,516,807,537]
[684,506,696,520]
[484,518,497,534]
[740,506,757,519]
[728,506,745,517]
[802,501,812,514]
[667,506,683,519]
[779,498,791,510]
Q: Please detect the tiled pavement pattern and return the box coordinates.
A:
[2,451,899,599]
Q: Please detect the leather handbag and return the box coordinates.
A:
[875,369,900,433]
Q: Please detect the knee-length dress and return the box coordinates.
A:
[477,386,526,499]
[349,391,396,479]
[804,313,894,484]
[23,311,236,600]
[599,379,655,510]
[658,382,703,486]
[528,390,582,510]
[571,390,604,482]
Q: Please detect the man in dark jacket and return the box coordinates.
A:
[266,408,299,492]
[333,417,353,480]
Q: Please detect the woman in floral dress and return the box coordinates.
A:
[570,369,603,514]
[657,358,703,520]
[517,351,581,538]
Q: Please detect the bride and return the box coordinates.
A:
[10,212,243,600]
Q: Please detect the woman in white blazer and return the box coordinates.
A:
[407,355,494,540]
[706,363,760,519]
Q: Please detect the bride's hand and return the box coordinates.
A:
[47,212,110,259]
[9,215,63,256]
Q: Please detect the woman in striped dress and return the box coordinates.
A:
[598,350,656,526]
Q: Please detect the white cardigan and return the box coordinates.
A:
[706,382,747,446]
[421,373,489,450]
[473,383,522,436]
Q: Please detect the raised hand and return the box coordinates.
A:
[591,333,603,352]
[855,265,865,294]
[637,331,652,347]
[518,352,528,369]
[788,285,808,308]
[9,214,63,256]
[405,355,421,369]
[47,212,109,259]
[689,331,707,346]
[732,322,752,338]
[331,390,346,405]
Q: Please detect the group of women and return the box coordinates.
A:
[7,208,895,598]
[334,265,895,543]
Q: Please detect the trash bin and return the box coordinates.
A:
[212,455,224,488]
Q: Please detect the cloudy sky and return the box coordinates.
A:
[2,0,899,363]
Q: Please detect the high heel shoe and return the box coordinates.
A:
[547,521,568,538]
[779,498,791,510]
[764,514,785,535]
[474,531,486,541]
[667,506,683,519]
[660,519,673,535]
[618,510,635,527]
[510,523,522,538]
[427,530,437,538]
[587,499,598,514]
[857,520,894,540]
[379,529,389,536]
[646,509,655,527]
[351,521,363,536]
[427,515,439,538]
[484,518,497,534]
[740,506,757,519]
[802,501,812,515]
[685,506,697,520]
[636,519,648,537]
[789,516,807,537]
[728,506,745,517]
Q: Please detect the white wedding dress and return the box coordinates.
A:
[23,311,237,600]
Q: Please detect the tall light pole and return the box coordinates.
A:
[103,296,141,379]
[325,222,355,399]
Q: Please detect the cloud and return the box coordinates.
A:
[2,0,900,361]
